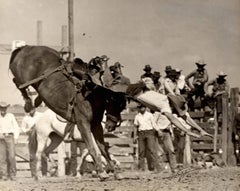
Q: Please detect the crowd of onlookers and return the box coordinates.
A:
[129,59,229,173]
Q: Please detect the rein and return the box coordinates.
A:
[19,64,65,89]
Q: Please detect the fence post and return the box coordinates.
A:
[221,93,228,164]
[228,88,239,165]
[57,142,66,176]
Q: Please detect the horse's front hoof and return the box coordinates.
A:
[114,172,123,180]
[98,171,109,181]
[33,175,38,181]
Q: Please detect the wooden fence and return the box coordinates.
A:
[11,87,240,176]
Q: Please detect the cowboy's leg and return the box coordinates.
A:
[145,130,164,172]
[5,136,16,178]
[162,131,177,171]
[138,131,146,170]
[0,138,8,178]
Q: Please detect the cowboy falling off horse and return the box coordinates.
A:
[8,45,212,181]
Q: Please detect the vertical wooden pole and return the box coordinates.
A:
[58,142,66,176]
[37,20,43,45]
[68,0,74,62]
[61,25,68,48]
[184,135,191,166]
[221,94,228,164]
[228,88,239,165]
[213,108,218,152]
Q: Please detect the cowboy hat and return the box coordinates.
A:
[195,59,206,67]
[143,64,152,71]
[217,71,227,77]
[0,101,10,108]
[165,65,172,72]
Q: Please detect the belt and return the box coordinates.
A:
[3,133,13,136]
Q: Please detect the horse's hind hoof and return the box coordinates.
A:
[98,171,109,181]
[114,173,124,180]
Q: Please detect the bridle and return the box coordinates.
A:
[105,113,122,127]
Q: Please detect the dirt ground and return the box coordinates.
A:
[0,166,239,191]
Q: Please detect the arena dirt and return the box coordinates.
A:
[0,167,239,191]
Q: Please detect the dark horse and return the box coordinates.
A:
[9,45,126,180]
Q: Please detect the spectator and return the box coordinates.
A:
[152,112,178,173]
[21,106,45,179]
[152,71,162,91]
[185,60,209,111]
[133,105,164,172]
[164,66,173,77]
[108,63,131,92]
[204,71,230,123]
[0,101,19,181]
[175,68,190,96]
[162,69,212,138]
[141,65,154,80]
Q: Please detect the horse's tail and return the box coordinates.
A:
[29,126,38,155]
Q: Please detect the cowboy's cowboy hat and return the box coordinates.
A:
[217,71,227,77]
[143,64,152,71]
[195,59,206,67]
[0,101,10,108]
[165,65,172,72]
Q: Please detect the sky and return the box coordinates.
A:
[0,0,240,105]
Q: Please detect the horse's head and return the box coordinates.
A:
[105,91,126,132]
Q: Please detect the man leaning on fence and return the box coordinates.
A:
[0,101,19,181]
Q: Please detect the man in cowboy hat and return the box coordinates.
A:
[141,65,154,80]
[204,71,229,124]
[0,101,19,181]
[185,59,209,111]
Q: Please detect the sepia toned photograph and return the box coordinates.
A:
[0,0,240,190]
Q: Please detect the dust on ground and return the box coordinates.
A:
[0,167,239,191]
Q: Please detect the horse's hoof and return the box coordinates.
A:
[98,171,109,181]
[33,176,38,181]
[114,172,124,180]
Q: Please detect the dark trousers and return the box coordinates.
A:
[158,130,177,171]
[70,140,86,175]
[138,130,163,171]
[173,129,185,164]
[0,135,16,178]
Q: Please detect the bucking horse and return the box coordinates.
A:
[9,45,127,180]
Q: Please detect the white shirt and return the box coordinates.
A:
[0,113,20,139]
[21,111,43,133]
[134,111,154,131]
[177,74,186,90]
